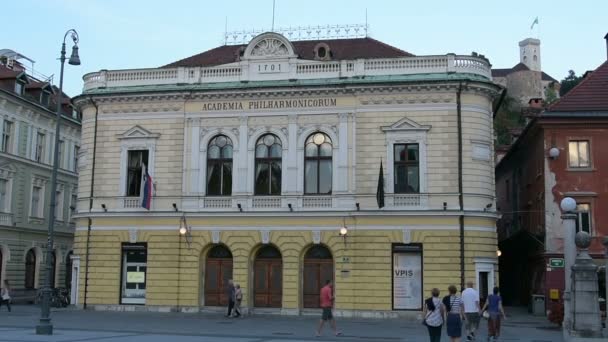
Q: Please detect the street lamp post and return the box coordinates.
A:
[560,197,577,334]
[36,29,80,336]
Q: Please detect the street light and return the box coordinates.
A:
[36,29,80,336]
[179,214,192,248]
[560,196,577,333]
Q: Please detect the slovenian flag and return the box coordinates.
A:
[141,164,152,210]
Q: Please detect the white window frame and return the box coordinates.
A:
[57,140,64,169]
[14,80,24,95]
[199,128,240,197]
[35,131,46,163]
[54,186,65,222]
[117,126,159,197]
[575,203,592,235]
[30,177,48,218]
[474,257,497,296]
[568,140,591,168]
[73,145,80,172]
[69,191,78,223]
[382,118,430,204]
[246,127,289,195]
[1,120,12,153]
[296,126,341,195]
[0,168,15,214]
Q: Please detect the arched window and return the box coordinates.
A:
[304,132,332,194]
[207,135,233,196]
[255,134,282,195]
[25,249,36,289]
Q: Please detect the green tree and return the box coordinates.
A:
[559,70,583,96]
[494,96,524,146]
[544,85,558,105]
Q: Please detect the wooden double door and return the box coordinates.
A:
[254,258,282,307]
[303,259,334,308]
[204,245,234,306]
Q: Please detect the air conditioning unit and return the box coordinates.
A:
[6,58,14,69]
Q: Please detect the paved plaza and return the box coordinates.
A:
[0,305,563,342]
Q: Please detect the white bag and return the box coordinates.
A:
[1,289,9,300]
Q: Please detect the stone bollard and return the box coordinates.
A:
[569,231,603,338]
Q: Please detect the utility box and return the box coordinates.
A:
[531,294,545,316]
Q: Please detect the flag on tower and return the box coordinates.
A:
[141,164,153,210]
[530,17,539,30]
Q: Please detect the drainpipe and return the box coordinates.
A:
[83,96,99,309]
[457,82,465,290]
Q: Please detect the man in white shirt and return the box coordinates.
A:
[461,281,480,341]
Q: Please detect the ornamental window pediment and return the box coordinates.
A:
[242,33,296,60]
[117,125,160,140]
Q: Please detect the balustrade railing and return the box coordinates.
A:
[82,54,492,91]
[0,212,13,226]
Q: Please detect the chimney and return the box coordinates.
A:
[605,33,608,60]
[528,98,543,109]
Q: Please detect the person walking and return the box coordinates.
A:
[481,287,506,341]
[461,281,480,341]
[316,280,342,337]
[233,284,242,318]
[1,280,11,312]
[444,284,465,342]
[423,288,444,342]
[225,279,235,318]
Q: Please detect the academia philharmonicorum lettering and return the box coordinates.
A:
[72,32,502,316]
[202,98,338,111]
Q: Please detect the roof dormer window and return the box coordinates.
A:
[14,80,24,95]
[41,90,51,107]
[313,43,332,61]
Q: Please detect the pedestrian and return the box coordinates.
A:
[1,280,11,312]
[481,287,506,341]
[443,284,464,342]
[461,281,480,341]
[423,288,444,342]
[316,279,342,337]
[233,284,242,317]
[225,279,235,318]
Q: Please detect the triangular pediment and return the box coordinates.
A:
[381,117,431,132]
[117,125,160,140]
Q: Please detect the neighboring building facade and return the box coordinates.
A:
[496,59,608,307]
[73,33,501,315]
[492,38,559,106]
[0,50,81,299]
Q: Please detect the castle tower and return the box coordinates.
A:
[519,38,541,71]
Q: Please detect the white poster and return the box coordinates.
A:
[393,252,422,310]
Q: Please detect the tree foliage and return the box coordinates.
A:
[559,70,583,96]
[544,86,558,105]
[494,96,525,146]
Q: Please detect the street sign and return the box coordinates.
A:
[549,258,564,268]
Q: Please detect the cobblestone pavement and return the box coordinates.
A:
[0,306,563,342]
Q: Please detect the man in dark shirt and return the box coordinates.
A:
[225,279,235,318]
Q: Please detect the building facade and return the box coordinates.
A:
[496,59,608,308]
[0,51,81,300]
[73,33,501,316]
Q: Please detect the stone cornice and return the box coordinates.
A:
[75,81,501,110]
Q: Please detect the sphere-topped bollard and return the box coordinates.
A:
[575,231,592,250]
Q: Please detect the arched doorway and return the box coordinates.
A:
[254,245,282,308]
[65,251,73,289]
[25,249,36,289]
[204,245,232,306]
[303,245,334,308]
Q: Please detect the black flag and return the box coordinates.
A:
[376,160,385,208]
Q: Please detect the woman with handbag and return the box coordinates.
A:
[423,288,445,342]
[1,280,11,312]
[481,287,506,341]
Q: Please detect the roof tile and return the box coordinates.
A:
[547,60,608,112]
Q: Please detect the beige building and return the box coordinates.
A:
[73,32,502,316]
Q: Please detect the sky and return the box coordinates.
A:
[2,0,607,97]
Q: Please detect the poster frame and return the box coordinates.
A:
[391,243,423,311]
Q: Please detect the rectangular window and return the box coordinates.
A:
[121,243,147,304]
[57,140,64,169]
[568,140,590,168]
[0,179,7,212]
[14,81,23,95]
[36,132,45,163]
[41,91,51,106]
[1,121,12,153]
[126,150,149,197]
[55,190,64,221]
[394,144,419,193]
[73,145,80,172]
[31,186,42,217]
[70,193,77,223]
[575,203,592,235]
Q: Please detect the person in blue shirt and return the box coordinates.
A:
[481,287,506,341]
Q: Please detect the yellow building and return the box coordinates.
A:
[72,32,502,316]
